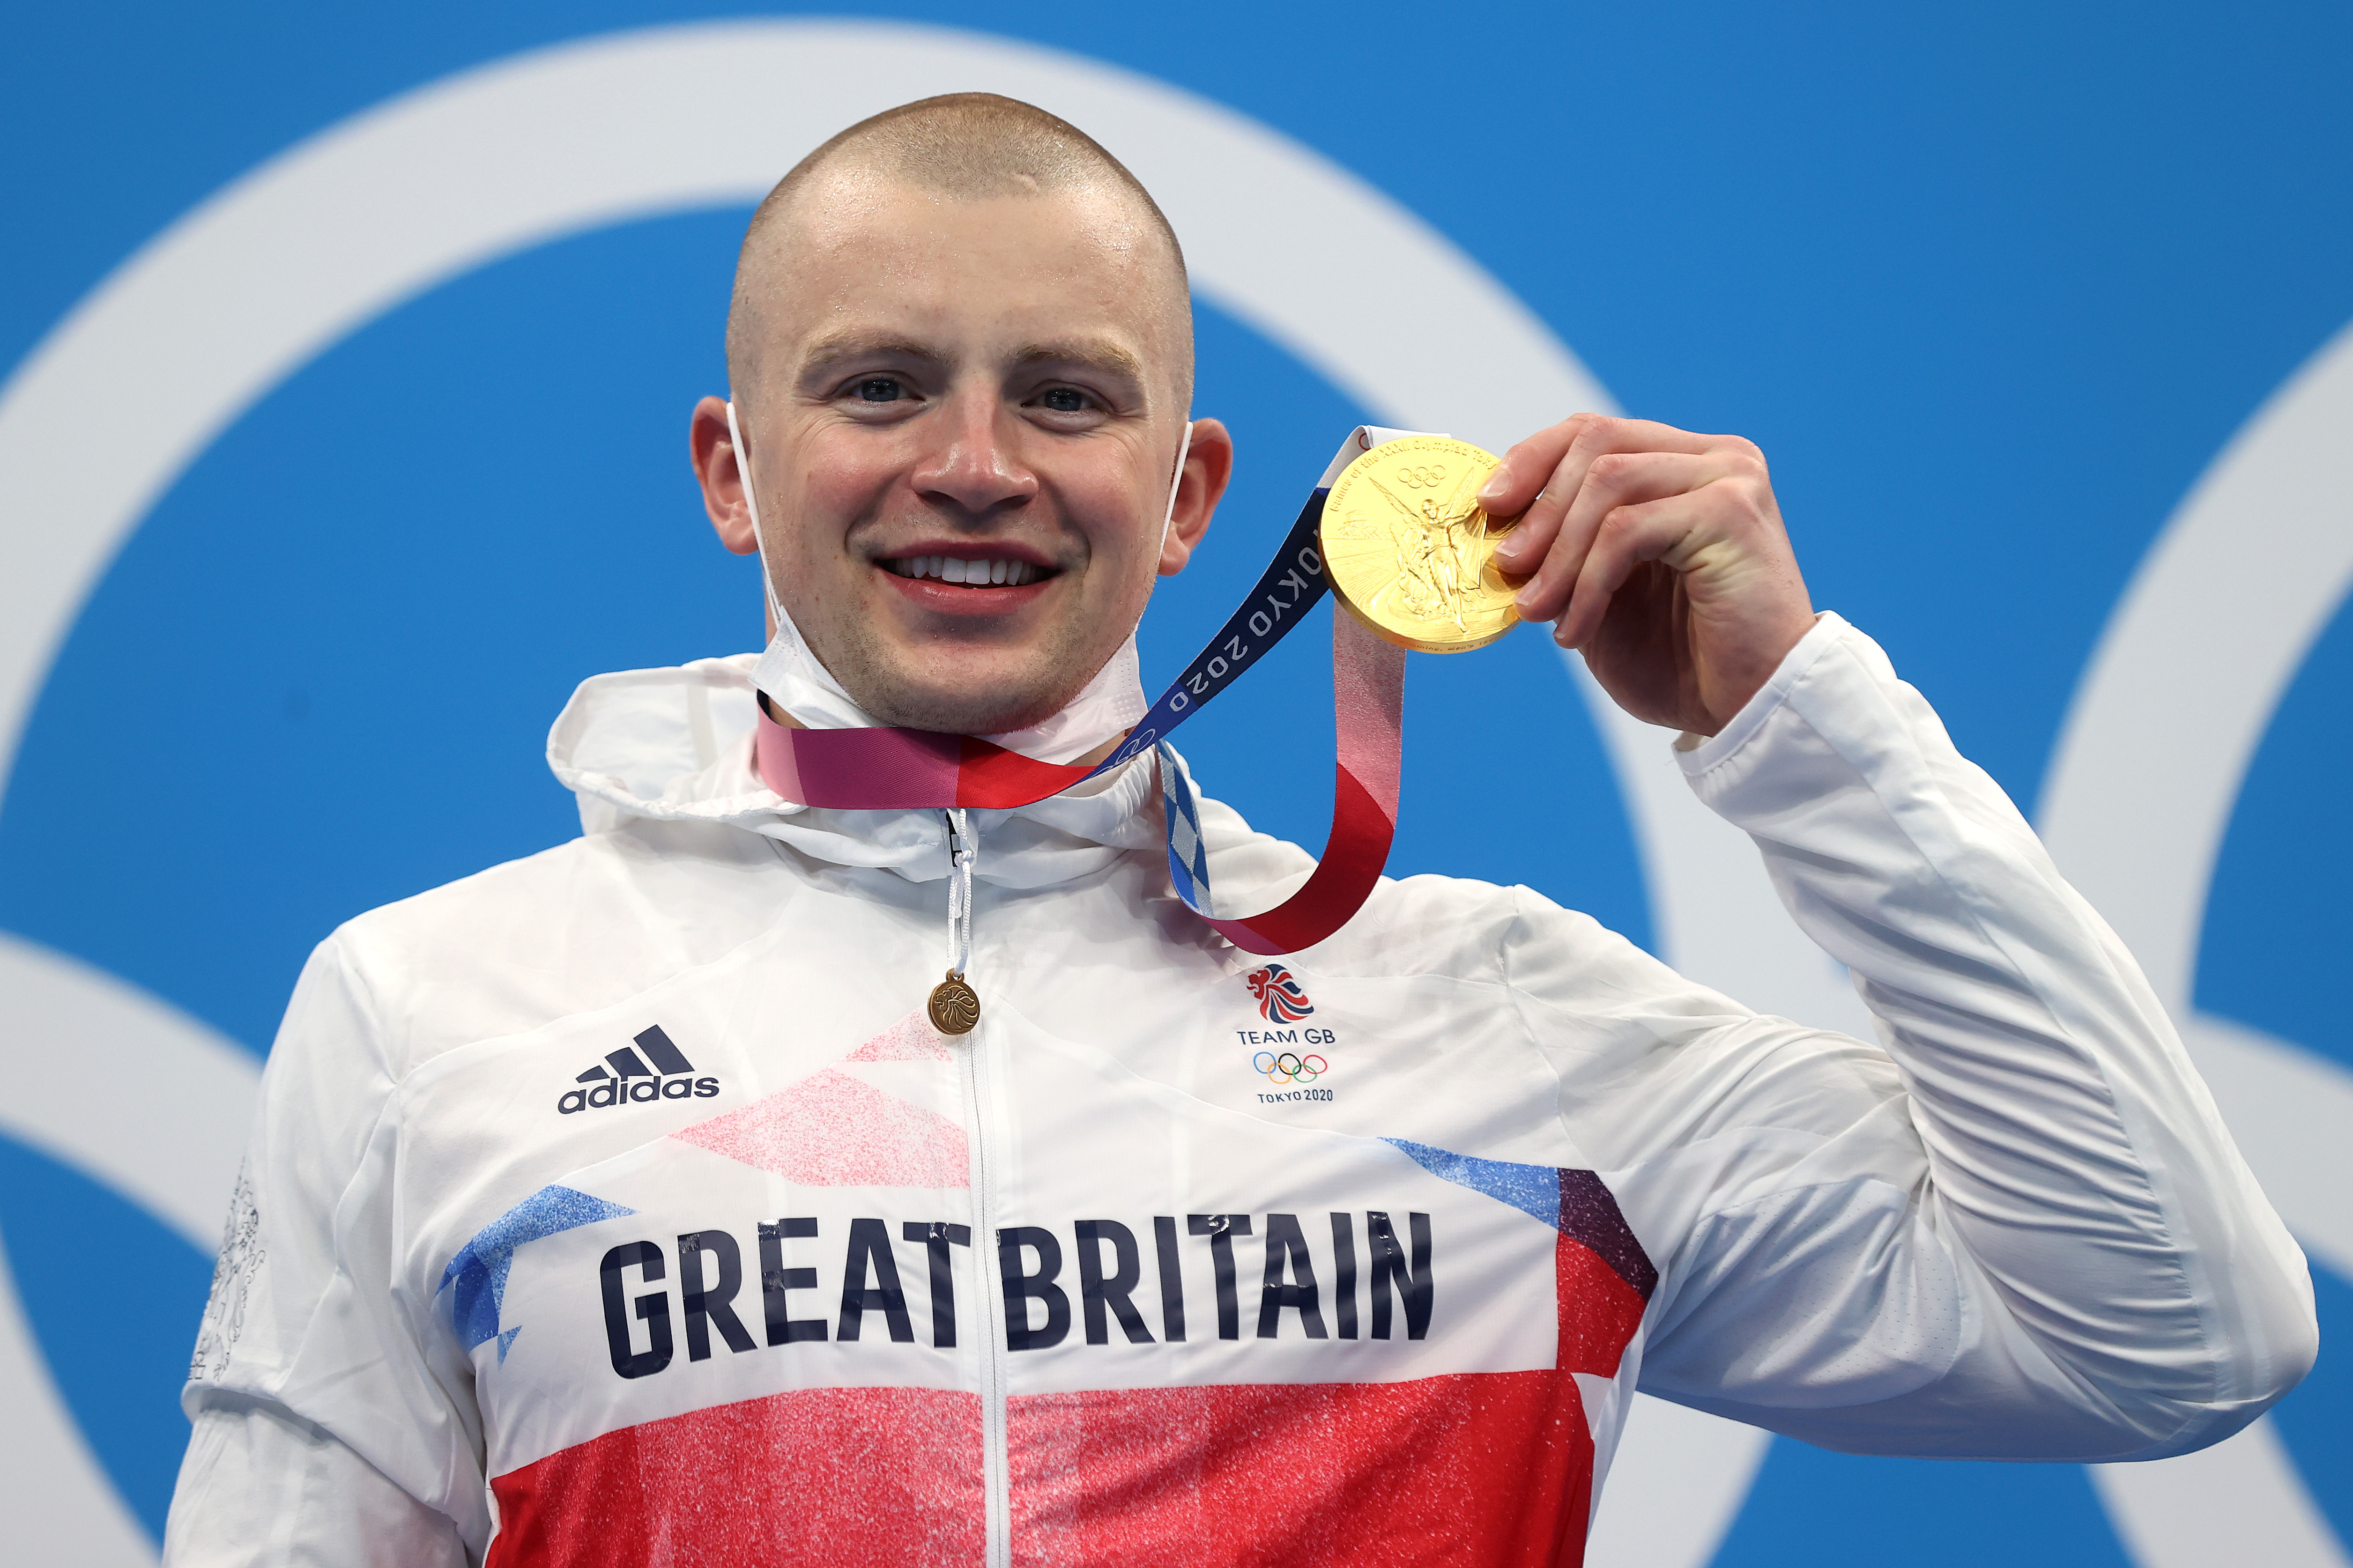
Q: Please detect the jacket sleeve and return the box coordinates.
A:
[166,1398,468,1567]
[1579,614,2315,1461]
[164,937,487,1564]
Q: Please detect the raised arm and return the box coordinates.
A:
[1625,612,2314,1453]
[1485,415,2314,1454]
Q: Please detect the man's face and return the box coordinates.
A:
[716,177,1205,736]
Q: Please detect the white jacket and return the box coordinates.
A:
[163,613,2315,1568]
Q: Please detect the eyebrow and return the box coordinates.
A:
[796,332,945,377]
[1010,339,1148,385]
[793,331,1150,387]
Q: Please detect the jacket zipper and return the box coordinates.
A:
[946,811,1012,1566]
[965,1009,1011,1567]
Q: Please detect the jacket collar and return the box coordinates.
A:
[547,654,1161,889]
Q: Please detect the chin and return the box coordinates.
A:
[819,621,1119,736]
[880,695,1061,735]
[856,670,1080,736]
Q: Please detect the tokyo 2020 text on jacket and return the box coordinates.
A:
[163,613,2315,1567]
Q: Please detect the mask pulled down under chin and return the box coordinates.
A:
[749,600,1149,768]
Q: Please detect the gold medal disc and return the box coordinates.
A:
[1320,437,1525,653]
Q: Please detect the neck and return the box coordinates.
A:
[755,691,1130,766]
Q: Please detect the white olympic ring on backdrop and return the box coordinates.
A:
[2036,320,2353,1568]
[0,20,2342,1567]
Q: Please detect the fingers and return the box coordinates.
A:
[1469,414,1787,657]
[1470,416,1808,727]
[1484,414,1715,579]
[1553,491,1725,649]
[1507,450,1717,625]
[1478,413,1711,515]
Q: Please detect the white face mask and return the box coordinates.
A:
[727,401,1192,767]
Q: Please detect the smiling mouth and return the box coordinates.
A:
[880,554,1053,588]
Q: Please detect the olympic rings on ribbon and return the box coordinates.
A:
[1253,1050,1329,1084]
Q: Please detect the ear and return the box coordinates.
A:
[690,394,760,555]
[1158,417,1234,577]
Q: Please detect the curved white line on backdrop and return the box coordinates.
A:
[9,15,2174,1568]
[0,18,1605,787]
[0,933,260,1254]
[2041,318,2353,1014]
[2041,319,2353,1566]
[2096,1414,2346,1568]
[0,1235,156,1565]
[0,934,255,1562]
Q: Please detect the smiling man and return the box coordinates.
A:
[704,105,1217,742]
[165,95,2312,1568]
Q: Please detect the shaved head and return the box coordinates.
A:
[726,93,1192,407]
[692,92,1230,738]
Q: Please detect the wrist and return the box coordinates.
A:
[1697,606,1823,736]
[1682,611,1837,754]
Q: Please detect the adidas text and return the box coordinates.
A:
[558,1025,720,1114]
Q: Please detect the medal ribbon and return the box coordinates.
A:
[752,429,1422,955]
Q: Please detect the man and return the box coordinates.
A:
[165,94,2313,1566]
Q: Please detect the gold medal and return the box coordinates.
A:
[1321,436,1524,653]
[928,971,980,1035]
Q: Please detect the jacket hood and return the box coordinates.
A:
[547,655,1164,890]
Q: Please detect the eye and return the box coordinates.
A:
[1037,387,1089,414]
[854,377,903,402]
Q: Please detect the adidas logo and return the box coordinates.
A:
[556,1026,720,1115]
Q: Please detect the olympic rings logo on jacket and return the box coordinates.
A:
[1254,1050,1329,1085]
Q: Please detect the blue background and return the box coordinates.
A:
[0,2,2346,1556]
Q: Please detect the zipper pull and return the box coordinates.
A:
[930,809,981,1035]
[929,970,981,1035]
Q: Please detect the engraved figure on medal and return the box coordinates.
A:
[1368,464,1488,632]
[1322,437,1524,653]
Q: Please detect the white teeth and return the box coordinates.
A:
[889,555,1041,584]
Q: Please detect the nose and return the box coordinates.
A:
[910,388,1038,521]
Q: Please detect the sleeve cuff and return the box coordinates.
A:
[1673,611,1848,777]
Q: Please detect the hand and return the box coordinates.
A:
[1478,414,1817,735]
